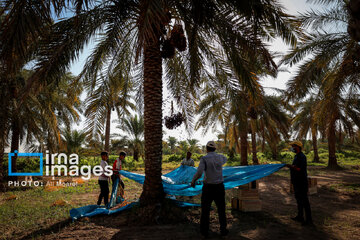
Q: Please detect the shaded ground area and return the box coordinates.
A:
[3,167,360,240]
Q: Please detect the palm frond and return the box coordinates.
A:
[298,6,347,30]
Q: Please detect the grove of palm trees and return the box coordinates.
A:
[1,0,360,239]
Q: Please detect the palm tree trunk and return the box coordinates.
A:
[270,143,278,161]
[0,96,8,189]
[327,118,340,169]
[10,117,20,175]
[311,126,319,163]
[260,121,265,152]
[104,107,111,152]
[240,128,248,166]
[233,125,241,154]
[0,137,5,191]
[251,121,259,165]
[320,127,326,142]
[139,38,165,206]
[134,148,139,161]
[338,124,342,152]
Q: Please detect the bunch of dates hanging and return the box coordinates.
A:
[161,24,187,59]
[164,112,184,129]
[164,101,184,130]
[347,0,360,41]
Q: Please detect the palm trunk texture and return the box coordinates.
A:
[10,117,20,173]
[327,119,340,169]
[134,149,139,161]
[139,39,165,206]
[251,121,259,165]
[240,129,248,166]
[0,138,5,191]
[104,107,111,152]
[311,127,320,163]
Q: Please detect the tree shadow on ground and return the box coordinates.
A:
[19,218,72,240]
[229,209,331,240]
[258,172,360,240]
[20,169,360,239]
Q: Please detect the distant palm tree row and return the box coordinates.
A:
[1,1,359,213]
[163,137,202,156]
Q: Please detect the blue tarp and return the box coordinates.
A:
[70,164,285,220]
[109,177,120,208]
[70,177,129,220]
[70,199,201,220]
[70,202,139,220]
[120,164,285,196]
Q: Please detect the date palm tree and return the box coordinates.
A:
[167,136,177,153]
[0,2,81,182]
[187,139,201,153]
[61,128,87,155]
[176,140,190,156]
[257,95,290,160]
[84,73,135,153]
[1,1,298,208]
[292,97,321,162]
[0,3,53,181]
[117,114,144,161]
[110,136,129,154]
[282,0,360,169]
[8,71,82,173]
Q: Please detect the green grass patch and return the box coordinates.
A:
[322,183,360,195]
[0,179,99,239]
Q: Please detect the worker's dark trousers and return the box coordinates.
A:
[97,180,109,205]
[294,183,312,222]
[200,183,227,235]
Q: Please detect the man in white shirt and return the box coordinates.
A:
[191,141,228,237]
[97,151,110,206]
[181,151,195,167]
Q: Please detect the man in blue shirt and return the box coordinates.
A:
[286,141,313,226]
[191,141,228,237]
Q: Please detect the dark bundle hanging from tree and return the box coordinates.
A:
[347,0,360,41]
[164,102,184,129]
[352,45,360,61]
[160,23,187,58]
[247,106,258,119]
[170,24,187,52]
[164,112,184,129]
[161,39,175,59]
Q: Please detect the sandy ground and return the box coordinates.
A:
[18,168,360,240]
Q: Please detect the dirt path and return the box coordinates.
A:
[20,167,360,240]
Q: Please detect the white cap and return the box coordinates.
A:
[206,141,216,149]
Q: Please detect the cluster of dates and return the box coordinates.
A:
[348,0,360,41]
[164,112,184,129]
[161,24,187,59]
